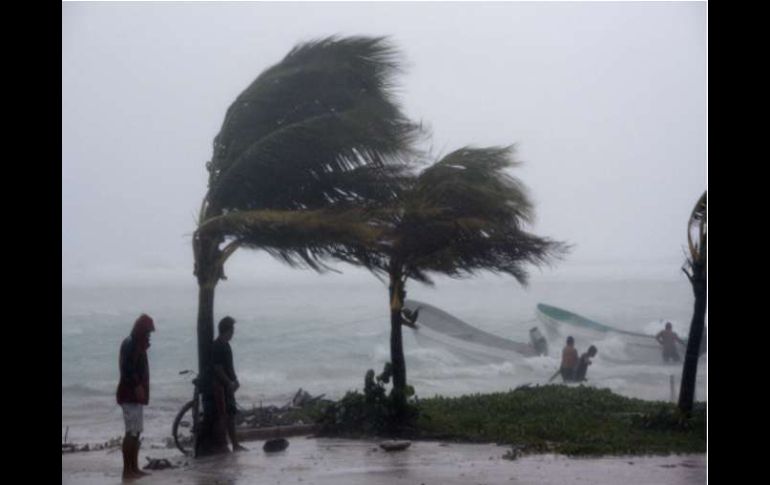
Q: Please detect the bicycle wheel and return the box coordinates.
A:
[172,400,196,456]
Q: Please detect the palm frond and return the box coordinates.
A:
[205,36,421,216]
[412,146,534,225]
[198,207,381,246]
[337,145,570,285]
[687,191,707,263]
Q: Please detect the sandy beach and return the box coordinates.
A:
[62,437,706,485]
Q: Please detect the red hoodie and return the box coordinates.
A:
[116,314,155,405]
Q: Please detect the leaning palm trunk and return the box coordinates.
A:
[388,266,407,397]
[678,261,706,414]
[678,191,707,415]
[192,232,229,456]
[193,284,230,456]
[196,285,215,382]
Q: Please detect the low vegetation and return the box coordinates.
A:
[316,374,706,457]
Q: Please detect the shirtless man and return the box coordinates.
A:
[656,322,685,363]
[560,336,579,382]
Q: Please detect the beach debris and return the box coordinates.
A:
[292,388,313,407]
[62,436,123,454]
[502,444,526,460]
[237,388,331,429]
[61,443,89,453]
[379,440,411,452]
[143,457,177,470]
[263,438,289,453]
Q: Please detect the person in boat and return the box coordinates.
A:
[559,336,579,382]
[655,322,685,363]
[574,345,598,381]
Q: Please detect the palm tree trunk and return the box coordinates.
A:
[678,261,707,414]
[197,285,215,378]
[388,268,407,400]
[389,306,407,393]
[193,233,229,456]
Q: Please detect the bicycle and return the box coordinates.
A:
[172,369,201,456]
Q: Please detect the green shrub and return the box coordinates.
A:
[318,364,419,436]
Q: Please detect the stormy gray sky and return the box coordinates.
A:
[62,1,706,286]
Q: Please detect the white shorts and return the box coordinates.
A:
[121,404,144,435]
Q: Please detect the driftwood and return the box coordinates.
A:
[62,436,123,454]
[236,388,330,429]
[379,440,411,451]
[237,423,319,442]
[234,389,326,444]
[143,457,177,470]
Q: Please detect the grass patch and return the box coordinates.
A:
[413,385,706,456]
[314,373,706,457]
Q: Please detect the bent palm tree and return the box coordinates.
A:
[193,36,419,454]
[334,146,569,412]
[678,191,707,414]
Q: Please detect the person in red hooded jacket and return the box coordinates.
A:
[116,314,155,479]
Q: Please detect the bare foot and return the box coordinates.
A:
[122,469,150,480]
[122,471,141,481]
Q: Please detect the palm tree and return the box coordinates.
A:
[678,191,707,414]
[333,146,569,411]
[192,36,420,454]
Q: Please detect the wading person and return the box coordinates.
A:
[574,345,598,381]
[656,321,685,363]
[116,314,155,479]
[549,336,579,383]
[559,336,579,382]
[211,316,248,452]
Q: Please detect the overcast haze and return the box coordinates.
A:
[62,1,707,286]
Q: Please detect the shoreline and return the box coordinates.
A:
[63,385,706,458]
[62,436,706,485]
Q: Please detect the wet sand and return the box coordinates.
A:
[62,437,706,485]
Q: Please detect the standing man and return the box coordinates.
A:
[116,314,155,479]
[211,316,248,452]
[560,336,579,382]
[656,322,686,363]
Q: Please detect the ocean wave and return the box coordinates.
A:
[61,383,112,397]
[413,361,518,380]
[237,369,288,386]
[62,326,84,336]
